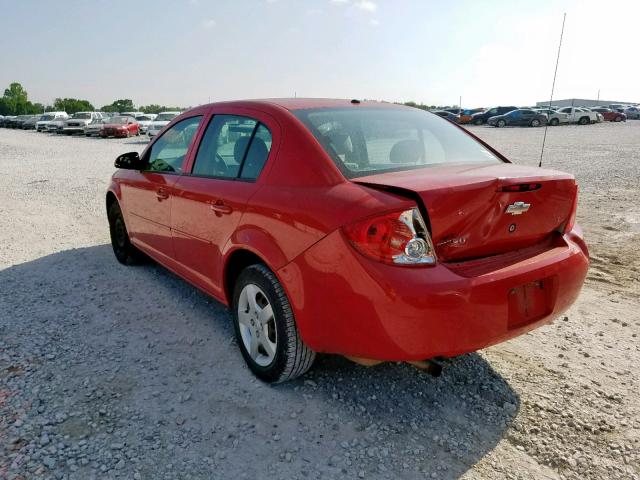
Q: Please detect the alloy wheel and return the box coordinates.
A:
[237,284,277,367]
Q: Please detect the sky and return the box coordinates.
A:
[1,0,638,109]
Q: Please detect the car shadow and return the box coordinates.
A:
[1,245,519,479]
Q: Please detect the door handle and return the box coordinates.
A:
[210,200,232,215]
[156,188,169,201]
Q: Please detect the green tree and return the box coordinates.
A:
[2,82,30,115]
[53,98,95,114]
[101,99,135,113]
[141,104,185,114]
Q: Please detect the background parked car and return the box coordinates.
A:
[84,118,109,137]
[134,114,157,134]
[432,110,460,123]
[63,112,105,135]
[100,116,140,138]
[488,109,547,127]
[147,111,181,137]
[589,107,626,122]
[534,108,570,126]
[458,108,485,124]
[471,106,518,125]
[47,117,68,134]
[36,112,69,132]
[21,115,40,130]
[623,106,640,120]
[556,107,598,125]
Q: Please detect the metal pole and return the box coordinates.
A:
[539,13,566,168]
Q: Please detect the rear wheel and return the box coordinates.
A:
[530,119,541,127]
[232,264,315,383]
[614,115,622,122]
[496,119,506,128]
[108,201,145,265]
[474,118,483,125]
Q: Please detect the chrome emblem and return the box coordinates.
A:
[505,201,530,215]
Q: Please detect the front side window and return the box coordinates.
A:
[294,107,500,179]
[146,116,202,173]
[192,115,272,180]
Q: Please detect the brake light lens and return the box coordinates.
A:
[564,185,579,233]
[343,208,437,266]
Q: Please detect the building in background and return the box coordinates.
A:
[536,98,638,108]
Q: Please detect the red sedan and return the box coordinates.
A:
[106,99,589,383]
[100,116,140,138]
[589,107,626,122]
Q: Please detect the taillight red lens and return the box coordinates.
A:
[564,185,579,233]
[342,208,436,266]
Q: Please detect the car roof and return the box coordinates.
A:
[188,98,405,113]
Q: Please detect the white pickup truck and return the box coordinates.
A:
[556,107,598,125]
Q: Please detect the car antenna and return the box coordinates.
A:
[539,13,566,168]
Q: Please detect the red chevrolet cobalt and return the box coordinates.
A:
[106,99,589,382]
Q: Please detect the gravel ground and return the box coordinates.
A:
[0,123,638,480]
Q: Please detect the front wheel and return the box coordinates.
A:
[549,118,559,126]
[578,117,589,125]
[233,264,315,383]
[474,118,483,125]
[530,119,541,127]
[496,119,506,128]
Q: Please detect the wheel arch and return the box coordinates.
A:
[223,248,275,308]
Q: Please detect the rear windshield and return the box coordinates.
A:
[293,107,501,178]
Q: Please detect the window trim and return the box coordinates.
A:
[188,114,272,183]
[141,114,203,175]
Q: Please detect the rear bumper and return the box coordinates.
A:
[278,227,589,361]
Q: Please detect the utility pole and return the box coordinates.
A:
[596,89,600,103]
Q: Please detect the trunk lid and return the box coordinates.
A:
[354,163,577,262]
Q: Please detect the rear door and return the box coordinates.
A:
[171,111,276,297]
[121,115,203,259]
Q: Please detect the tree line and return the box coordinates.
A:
[0,82,186,116]
[0,81,449,118]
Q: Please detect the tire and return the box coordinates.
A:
[530,119,541,127]
[496,119,506,128]
[550,118,559,126]
[126,130,131,138]
[108,201,146,265]
[232,264,315,383]
[474,118,483,125]
[614,115,622,122]
[578,116,589,125]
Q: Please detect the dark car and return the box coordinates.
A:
[488,109,548,128]
[471,106,518,125]
[22,116,40,130]
[432,110,460,123]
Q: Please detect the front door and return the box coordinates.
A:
[121,115,203,260]
[171,114,274,298]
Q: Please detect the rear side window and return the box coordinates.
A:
[192,115,272,180]
[294,107,500,179]
[146,116,202,173]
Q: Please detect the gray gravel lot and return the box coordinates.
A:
[1,124,639,480]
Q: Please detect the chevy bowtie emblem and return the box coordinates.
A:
[505,201,531,215]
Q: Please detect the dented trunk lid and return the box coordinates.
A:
[354,163,577,262]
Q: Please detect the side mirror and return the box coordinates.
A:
[114,152,145,170]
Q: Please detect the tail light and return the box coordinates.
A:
[342,208,437,266]
[564,185,579,233]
